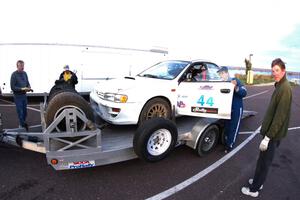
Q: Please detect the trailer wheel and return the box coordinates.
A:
[220,128,225,145]
[196,124,219,157]
[133,118,177,162]
[139,98,171,125]
[45,92,94,132]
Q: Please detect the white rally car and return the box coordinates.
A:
[90,60,234,125]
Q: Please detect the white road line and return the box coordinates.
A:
[146,125,300,200]
[239,131,254,135]
[0,104,40,107]
[25,107,40,112]
[3,124,42,132]
[0,99,40,112]
[288,127,300,131]
[236,127,299,135]
[146,89,271,199]
[244,90,269,100]
[145,126,262,200]
[0,98,14,104]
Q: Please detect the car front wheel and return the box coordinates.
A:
[139,98,171,125]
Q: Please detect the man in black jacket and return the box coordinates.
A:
[59,65,78,89]
[241,58,292,197]
[10,60,33,131]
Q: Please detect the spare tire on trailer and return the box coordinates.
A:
[48,81,77,102]
[45,91,94,132]
[133,118,178,162]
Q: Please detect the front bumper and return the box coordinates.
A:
[90,92,142,125]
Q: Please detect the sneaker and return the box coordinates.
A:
[224,146,232,153]
[241,187,259,197]
[248,179,263,190]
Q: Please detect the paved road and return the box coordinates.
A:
[0,85,299,200]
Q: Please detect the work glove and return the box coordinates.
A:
[259,136,270,151]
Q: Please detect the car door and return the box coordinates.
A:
[176,62,234,119]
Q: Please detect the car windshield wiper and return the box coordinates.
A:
[141,74,159,78]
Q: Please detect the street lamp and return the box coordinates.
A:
[249,54,253,62]
[247,54,254,84]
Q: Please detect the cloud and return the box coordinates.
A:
[0,0,300,71]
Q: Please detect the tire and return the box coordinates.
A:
[133,118,178,162]
[45,92,94,132]
[217,120,225,145]
[196,124,219,157]
[48,82,77,102]
[139,98,171,125]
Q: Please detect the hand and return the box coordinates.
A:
[259,136,270,151]
[231,80,239,91]
[21,87,33,92]
[231,80,237,86]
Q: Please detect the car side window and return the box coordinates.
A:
[206,63,222,81]
[184,63,222,82]
[191,64,208,81]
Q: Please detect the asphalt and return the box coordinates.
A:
[0,85,299,200]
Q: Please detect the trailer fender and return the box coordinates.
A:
[186,118,220,149]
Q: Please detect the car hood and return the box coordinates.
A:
[94,76,166,94]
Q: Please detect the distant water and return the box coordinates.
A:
[229,69,300,80]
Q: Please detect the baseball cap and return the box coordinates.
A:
[217,66,228,73]
[63,65,70,70]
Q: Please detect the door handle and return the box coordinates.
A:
[220,89,231,93]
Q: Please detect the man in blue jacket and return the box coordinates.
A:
[218,66,247,152]
[10,60,32,131]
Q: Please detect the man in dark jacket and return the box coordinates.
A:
[241,58,292,197]
[10,60,33,131]
[218,66,247,152]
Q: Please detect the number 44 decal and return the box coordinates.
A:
[197,95,214,106]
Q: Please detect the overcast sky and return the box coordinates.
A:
[1,0,299,72]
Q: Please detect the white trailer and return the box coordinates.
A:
[0,43,168,96]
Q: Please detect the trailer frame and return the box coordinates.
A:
[0,102,256,170]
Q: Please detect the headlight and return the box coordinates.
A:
[103,93,128,103]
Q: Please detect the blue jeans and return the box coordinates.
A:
[14,94,28,127]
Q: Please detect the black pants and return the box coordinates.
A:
[250,140,280,192]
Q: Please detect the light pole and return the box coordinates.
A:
[249,54,253,63]
[247,54,253,84]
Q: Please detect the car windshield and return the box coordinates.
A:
[138,61,189,80]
